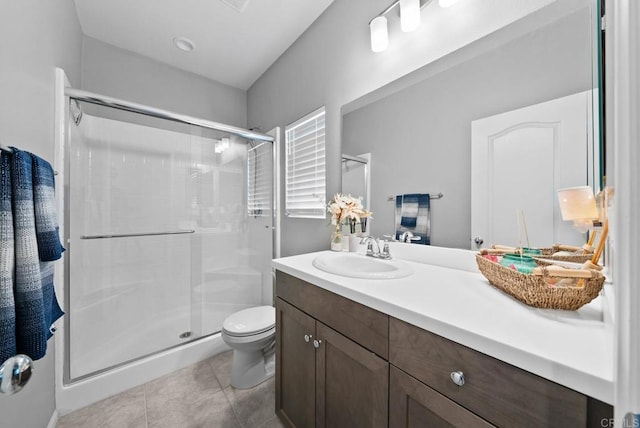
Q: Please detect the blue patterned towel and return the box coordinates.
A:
[395,193,431,245]
[0,152,16,362]
[30,152,64,340]
[12,149,47,359]
[6,149,64,361]
[30,153,64,261]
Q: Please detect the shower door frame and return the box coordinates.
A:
[60,86,280,385]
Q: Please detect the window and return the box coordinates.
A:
[247,141,272,217]
[285,107,326,218]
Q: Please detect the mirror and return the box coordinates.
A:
[342,0,602,250]
[341,153,370,210]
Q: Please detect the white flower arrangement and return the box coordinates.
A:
[327,193,372,234]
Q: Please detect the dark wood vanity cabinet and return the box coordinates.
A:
[390,365,495,427]
[275,271,612,428]
[275,297,316,427]
[275,272,389,427]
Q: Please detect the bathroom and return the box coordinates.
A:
[0,0,639,427]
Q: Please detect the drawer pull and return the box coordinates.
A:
[304,334,313,343]
[450,371,465,386]
[313,339,322,349]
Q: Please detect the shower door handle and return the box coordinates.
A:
[81,229,196,240]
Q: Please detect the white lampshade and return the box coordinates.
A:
[438,0,459,7]
[370,16,389,53]
[557,186,599,232]
[400,0,421,32]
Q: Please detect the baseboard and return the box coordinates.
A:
[47,409,59,428]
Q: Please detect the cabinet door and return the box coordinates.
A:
[276,298,316,427]
[315,322,388,428]
[390,366,494,428]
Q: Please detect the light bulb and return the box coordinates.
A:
[370,16,389,53]
[400,0,421,32]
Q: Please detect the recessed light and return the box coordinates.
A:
[173,37,195,52]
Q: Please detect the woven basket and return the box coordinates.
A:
[490,244,594,263]
[535,245,594,263]
[475,254,605,310]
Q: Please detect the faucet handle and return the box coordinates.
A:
[366,241,375,256]
[381,241,391,258]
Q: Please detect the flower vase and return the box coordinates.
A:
[349,234,360,252]
[331,229,344,251]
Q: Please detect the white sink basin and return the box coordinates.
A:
[312,252,413,279]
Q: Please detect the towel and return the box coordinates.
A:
[30,152,64,340]
[12,149,48,359]
[395,193,431,245]
[30,153,64,262]
[4,149,64,361]
[0,152,16,362]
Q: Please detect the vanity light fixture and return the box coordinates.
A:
[370,16,389,52]
[369,0,431,53]
[400,0,421,32]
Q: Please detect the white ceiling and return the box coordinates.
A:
[73,0,335,90]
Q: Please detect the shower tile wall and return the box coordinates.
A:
[68,114,266,379]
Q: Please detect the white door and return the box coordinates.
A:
[471,90,597,250]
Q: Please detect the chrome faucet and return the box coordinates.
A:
[399,231,421,243]
[360,236,392,259]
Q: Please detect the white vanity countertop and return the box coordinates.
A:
[272,246,614,404]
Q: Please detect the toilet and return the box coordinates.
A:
[221,305,276,389]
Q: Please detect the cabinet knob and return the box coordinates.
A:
[313,339,322,349]
[450,371,465,386]
[304,334,312,343]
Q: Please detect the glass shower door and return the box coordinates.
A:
[66,105,274,381]
[68,111,195,379]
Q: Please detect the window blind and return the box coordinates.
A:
[285,107,326,218]
[247,141,272,217]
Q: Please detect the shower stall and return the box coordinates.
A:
[54,72,279,412]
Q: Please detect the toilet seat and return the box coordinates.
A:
[222,306,275,337]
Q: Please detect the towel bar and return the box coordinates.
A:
[387,192,443,201]
[81,229,196,239]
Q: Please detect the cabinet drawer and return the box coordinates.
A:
[389,318,587,428]
[276,271,389,359]
[390,365,494,428]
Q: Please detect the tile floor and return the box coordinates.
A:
[57,351,285,428]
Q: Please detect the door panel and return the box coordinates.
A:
[471,90,596,249]
[276,298,316,427]
[316,322,388,428]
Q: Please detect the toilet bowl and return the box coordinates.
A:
[221,305,276,389]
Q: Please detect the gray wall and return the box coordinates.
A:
[82,36,247,128]
[248,0,422,257]
[343,8,594,249]
[247,0,588,257]
[0,1,83,427]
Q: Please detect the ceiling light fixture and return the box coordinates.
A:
[173,37,195,52]
[369,0,431,53]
